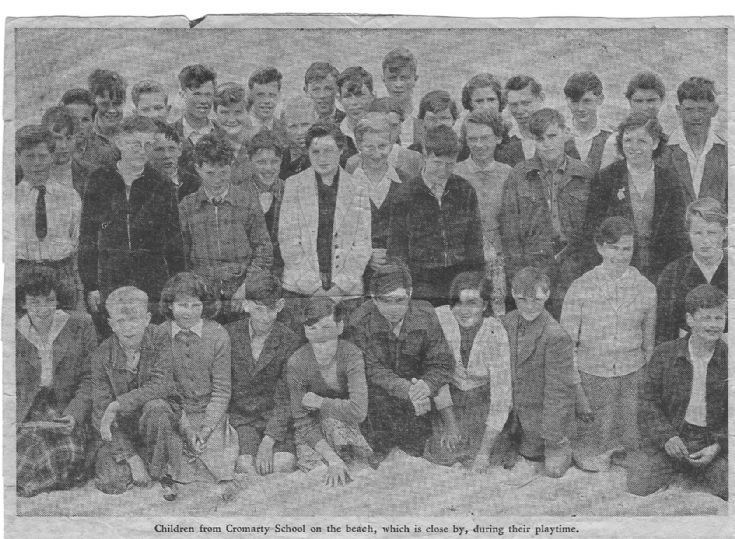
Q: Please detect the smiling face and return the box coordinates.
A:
[686,305,726,345]
[465,122,500,163]
[171,293,203,330]
[340,84,374,122]
[358,130,392,170]
[452,289,486,329]
[107,304,151,351]
[506,87,543,129]
[94,93,124,132]
[215,101,248,136]
[567,90,603,126]
[306,75,338,118]
[621,126,657,167]
[689,215,726,263]
[250,81,280,122]
[629,89,663,117]
[250,148,281,185]
[470,86,501,114]
[512,285,549,322]
[24,290,57,326]
[382,66,417,104]
[149,133,182,179]
[182,81,215,122]
[135,92,170,121]
[307,136,341,179]
[17,142,53,185]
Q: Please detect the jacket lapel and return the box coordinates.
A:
[516,311,547,366]
[251,328,281,376]
[333,169,357,233]
[298,171,319,256]
[670,147,695,201]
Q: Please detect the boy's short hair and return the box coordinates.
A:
[131,79,168,106]
[105,286,150,317]
[595,216,635,246]
[117,115,159,136]
[504,75,543,97]
[60,88,95,108]
[214,82,247,111]
[305,121,346,151]
[193,133,235,167]
[369,257,412,297]
[424,125,459,157]
[449,271,493,315]
[238,272,283,307]
[248,67,283,91]
[625,72,665,100]
[368,97,405,122]
[528,108,566,139]
[304,62,340,89]
[685,197,727,230]
[88,69,126,101]
[337,67,374,96]
[16,124,55,154]
[154,120,182,144]
[563,72,604,102]
[247,130,283,159]
[159,272,218,320]
[462,109,506,140]
[16,266,74,314]
[42,106,76,136]
[418,90,459,121]
[685,284,727,316]
[511,267,551,297]
[354,113,392,145]
[677,76,717,104]
[382,47,417,75]
[304,296,346,326]
[178,64,216,91]
[462,73,504,112]
[615,111,667,158]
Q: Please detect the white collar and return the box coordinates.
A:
[668,126,722,155]
[171,319,204,338]
[18,310,70,351]
[693,250,724,271]
[18,180,58,195]
[353,164,401,184]
[340,116,356,141]
[248,319,272,341]
[688,338,715,365]
[182,116,213,139]
[203,185,230,202]
[249,111,274,131]
[570,119,611,141]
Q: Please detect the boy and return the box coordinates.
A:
[500,267,576,478]
[79,116,184,322]
[501,108,593,319]
[655,198,727,345]
[628,284,727,500]
[389,125,484,307]
[15,125,82,308]
[666,77,726,206]
[502,75,545,166]
[244,67,286,143]
[381,48,419,147]
[214,82,249,155]
[461,73,503,115]
[74,69,126,194]
[304,61,345,124]
[41,106,82,193]
[60,88,95,134]
[337,66,375,166]
[626,72,666,119]
[279,95,318,180]
[131,80,171,122]
[91,286,179,500]
[178,133,273,322]
[344,259,455,461]
[227,273,302,475]
[409,90,460,154]
[563,72,616,173]
[149,122,200,202]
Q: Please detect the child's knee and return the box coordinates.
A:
[273,452,296,473]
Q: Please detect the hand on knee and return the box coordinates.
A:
[272,452,297,473]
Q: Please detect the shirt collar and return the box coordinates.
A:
[171,319,204,338]
[253,176,284,196]
[353,164,401,184]
[692,249,724,272]
[687,338,715,366]
[248,319,272,341]
[668,126,721,156]
[18,310,70,351]
[570,119,611,141]
[249,111,274,132]
[466,157,499,174]
[18,180,58,195]
[527,155,567,174]
[340,117,356,142]
[199,185,232,205]
[182,116,213,139]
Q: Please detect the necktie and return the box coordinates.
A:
[35,185,48,240]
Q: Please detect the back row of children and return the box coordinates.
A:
[14,47,727,502]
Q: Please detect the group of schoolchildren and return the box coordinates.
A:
[14,46,727,504]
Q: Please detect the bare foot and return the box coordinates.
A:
[126,454,152,487]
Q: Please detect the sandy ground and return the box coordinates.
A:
[15,450,726,517]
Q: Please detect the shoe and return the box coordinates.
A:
[161,474,178,501]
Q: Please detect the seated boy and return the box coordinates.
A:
[627,284,727,500]
[343,259,455,461]
[244,67,286,143]
[178,133,273,322]
[408,90,460,154]
[337,66,375,166]
[388,125,484,306]
[304,61,345,124]
[502,75,545,166]
[79,116,185,323]
[60,88,95,134]
[666,77,726,206]
[16,125,82,308]
[227,273,302,475]
[131,80,171,122]
[563,72,616,173]
[381,47,419,147]
[149,122,200,202]
[91,286,179,500]
[500,267,576,478]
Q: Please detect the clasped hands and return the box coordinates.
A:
[408,378,431,416]
[664,436,720,468]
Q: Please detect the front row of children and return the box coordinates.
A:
[16,216,727,502]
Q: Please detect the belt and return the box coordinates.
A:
[17,255,74,269]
